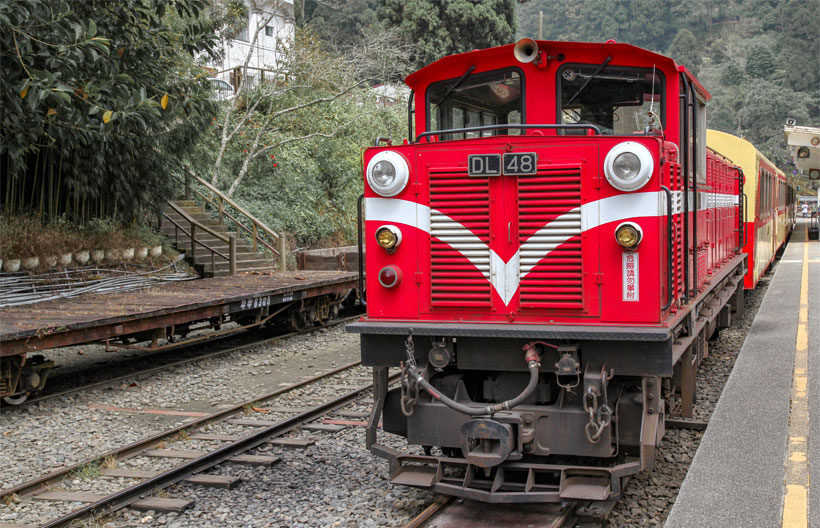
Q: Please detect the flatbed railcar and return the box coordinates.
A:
[0,270,360,404]
[348,39,793,504]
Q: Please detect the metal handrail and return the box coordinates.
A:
[180,168,286,270]
[167,202,230,243]
[415,123,602,143]
[661,186,673,311]
[189,188,277,255]
[164,203,236,276]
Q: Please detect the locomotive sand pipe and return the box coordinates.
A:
[406,344,542,417]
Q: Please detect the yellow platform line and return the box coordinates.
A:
[782,229,810,528]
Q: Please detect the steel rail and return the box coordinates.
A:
[403,496,579,528]
[403,495,454,528]
[2,313,361,410]
[38,372,397,528]
[1,347,366,501]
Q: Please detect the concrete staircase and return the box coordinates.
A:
[161,200,279,277]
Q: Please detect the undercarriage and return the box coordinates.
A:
[350,260,746,503]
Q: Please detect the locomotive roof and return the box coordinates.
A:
[405,40,710,101]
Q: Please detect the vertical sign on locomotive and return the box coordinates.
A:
[623,252,639,301]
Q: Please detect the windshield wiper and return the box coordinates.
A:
[435,65,476,106]
[566,56,612,106]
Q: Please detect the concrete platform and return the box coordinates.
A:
[666,219,819,527]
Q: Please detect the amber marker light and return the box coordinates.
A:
[375,225,402,252]
[615,222,643,250]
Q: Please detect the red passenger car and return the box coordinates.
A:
[348,39,748,503]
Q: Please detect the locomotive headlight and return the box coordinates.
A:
[367,151,410,197]
[372,161,396,186]
[615,222,643,250]
[375,224,402,252]
[604,142,653,192]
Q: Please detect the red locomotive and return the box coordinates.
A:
[348,39,792,504]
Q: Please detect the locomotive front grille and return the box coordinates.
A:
[429,170,492,306]
[518,169,583,308]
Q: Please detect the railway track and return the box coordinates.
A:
[1,313,362,410]
[404,495,583,527]
[1,357,393,528]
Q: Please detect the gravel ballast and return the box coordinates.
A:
[1,264,771,527]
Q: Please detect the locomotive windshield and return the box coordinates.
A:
[426,68,523,140]
[558,64,664,135]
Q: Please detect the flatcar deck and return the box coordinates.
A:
[0,271,358,355]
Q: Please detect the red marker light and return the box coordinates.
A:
[378,265,402,288]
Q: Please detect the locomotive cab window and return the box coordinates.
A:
[426,68,523,140]
[558,64,664,135]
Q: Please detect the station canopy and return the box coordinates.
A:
[784,122,820,186]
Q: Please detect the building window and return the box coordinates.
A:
[236,15,249,42]
[265,26,274,37]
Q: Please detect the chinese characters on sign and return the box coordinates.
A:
[622,252,639,302]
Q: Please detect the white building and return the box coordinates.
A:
[208,0,295,87]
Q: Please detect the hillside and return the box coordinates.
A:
[516,0,819,175]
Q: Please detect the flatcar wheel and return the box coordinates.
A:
[290,309,308,331]
[2,393,29,406]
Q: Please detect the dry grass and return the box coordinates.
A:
[0,214,166,270]
[101,455,118,470]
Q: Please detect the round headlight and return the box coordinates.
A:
[613,152,641,181]
[372,160,396,186]
[604,142,654,192]
[367,151,409,197]
[615,222,643,250]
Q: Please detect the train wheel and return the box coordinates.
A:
[290,308,308,331]
[2,392,29,406]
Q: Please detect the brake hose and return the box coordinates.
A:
[406,344,542,417]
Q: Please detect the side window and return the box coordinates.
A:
[426,69,523,141]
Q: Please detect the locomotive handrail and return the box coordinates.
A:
[736,167,747,250]
[661,185,673,312]
[415,123,601,143]
[356,194,366,305]
[407,89,414,141]
[742,193,749,247]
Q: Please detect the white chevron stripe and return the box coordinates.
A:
[365,191,666,306]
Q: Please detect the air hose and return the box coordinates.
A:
[405,343,542,417]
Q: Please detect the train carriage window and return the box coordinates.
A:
[426,68,523,141]
[557,64,665,135]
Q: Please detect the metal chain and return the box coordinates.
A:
[404,333,417,368]
[400,334,419,416]
[583,379,613,444]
